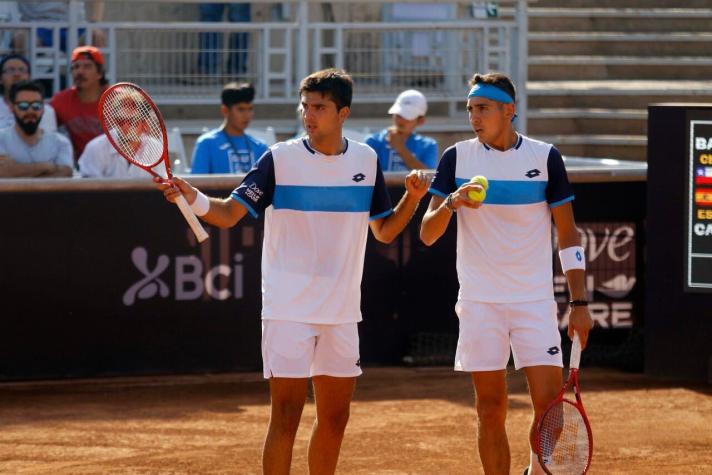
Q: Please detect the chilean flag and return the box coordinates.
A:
[696,188,712,206]
[696,167,712,185]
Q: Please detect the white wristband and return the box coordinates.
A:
[559,246,586,273]
[190,190,210,216]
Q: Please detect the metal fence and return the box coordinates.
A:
[0,0,530,126]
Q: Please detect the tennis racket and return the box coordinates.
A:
[98,82,209,243]
[535,332,593,474]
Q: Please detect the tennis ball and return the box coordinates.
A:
[467,175,489,202]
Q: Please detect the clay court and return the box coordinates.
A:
[1,367,710,474]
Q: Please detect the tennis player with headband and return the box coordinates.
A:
[420,72,594,475]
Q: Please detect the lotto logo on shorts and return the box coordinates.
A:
[547,346,560,355]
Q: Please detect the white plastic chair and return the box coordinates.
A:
[167,127,188,173]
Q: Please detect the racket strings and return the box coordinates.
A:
[539,402,590,474]
[101,87,165,167]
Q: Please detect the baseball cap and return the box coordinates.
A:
[388,89,427,121]
[71,46,105,65]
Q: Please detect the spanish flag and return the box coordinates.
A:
[696,188,712,206]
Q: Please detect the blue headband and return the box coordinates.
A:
[467,83,514,104]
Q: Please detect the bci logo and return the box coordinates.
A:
[123,247,244,306]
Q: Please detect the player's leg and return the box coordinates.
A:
[261,320,319,474]
[455,301,512,474]
[471,370,510,475]
[523,365,562,475]
[509,299,564,475]
[263,377,308,475]
[309,376,357,474]
[308,322,362,474]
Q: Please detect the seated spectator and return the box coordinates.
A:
[79,119,167,179]
[78,134,145,179]
[0,54,57,131]
[14,1,106,51]
[365,89,438,170]
[191,82,268,174]
[0,80,73,177]
[51,45,108,161]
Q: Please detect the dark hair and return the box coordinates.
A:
[73,52,109,86]
[299,68,353,110]
[470,72,516,103]
[0,54,31,95]
[9,79,44,103]
[221,82,255,106]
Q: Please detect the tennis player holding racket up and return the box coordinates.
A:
[420,72,593,475]
[156,69,431,474]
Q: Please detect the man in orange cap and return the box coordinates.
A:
[51,45,109,160]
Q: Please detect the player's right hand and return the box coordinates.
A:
[449,183,485,211]
[153,176,198,205]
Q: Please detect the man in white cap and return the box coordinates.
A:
[365,89,438,171]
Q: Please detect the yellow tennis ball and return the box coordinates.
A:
[467,175,488,202]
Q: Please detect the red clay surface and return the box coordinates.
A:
[1,367,710,474]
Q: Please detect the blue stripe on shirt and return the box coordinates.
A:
[273,185,373,212]
[455,178,547,205]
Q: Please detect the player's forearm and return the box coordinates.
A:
[373,191,421,243]
[199,196,247,229]
[565,269,587,301]
[419,199,452,246]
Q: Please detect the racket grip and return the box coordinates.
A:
[174,194,209,243]
[570,331,582,370]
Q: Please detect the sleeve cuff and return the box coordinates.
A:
[230,194,259,218]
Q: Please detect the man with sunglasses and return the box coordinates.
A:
[0,54,57,132]
[0,80,73,177]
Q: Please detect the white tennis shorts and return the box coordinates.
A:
[261,320,362,379]
[454,299,563,371]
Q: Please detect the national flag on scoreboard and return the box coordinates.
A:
[696,167,712,185]
[696,188,712,206]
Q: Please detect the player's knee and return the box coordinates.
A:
[475,396,507,427]
[318,407,351,434]
[270,400,304,433]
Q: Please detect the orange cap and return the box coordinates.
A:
[71,46,105,65]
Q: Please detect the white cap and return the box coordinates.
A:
[388,89,427,121]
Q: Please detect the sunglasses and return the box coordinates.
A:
[14,101,44,112]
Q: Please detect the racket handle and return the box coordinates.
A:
[174,194,209,243]
[570,331,582,370]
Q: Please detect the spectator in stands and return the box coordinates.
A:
[191,82,268,174]
[13,1,106,52]
[0,80,73,177]
[51,45,108,160]
[365,89,438,170]
[198,3,251,76]
[0,2,22,53]
[78,135,144,179]
[0,54,57,132]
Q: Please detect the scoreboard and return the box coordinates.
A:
[686,119,712,291]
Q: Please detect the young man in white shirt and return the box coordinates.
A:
[155,68,431,474]
[420,72,594,475]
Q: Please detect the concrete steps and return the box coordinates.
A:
[527,4,712,161]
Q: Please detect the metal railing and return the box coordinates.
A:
[1,1,531,129]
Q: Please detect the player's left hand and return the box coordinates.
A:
[568,306,594,349]
[404,169,432,200]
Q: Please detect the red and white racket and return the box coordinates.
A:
[98,82,209,243]
[535,332,593,474]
